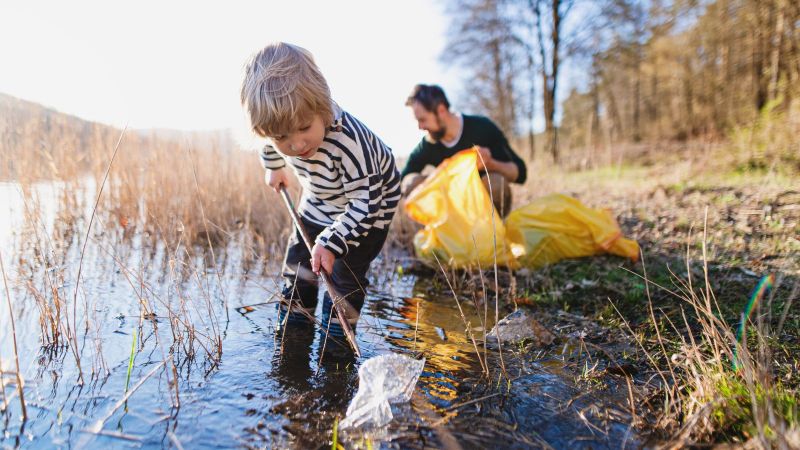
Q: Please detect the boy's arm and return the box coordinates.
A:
[315,133,398,257]
[259,144,286,170]
[316,171,387,257]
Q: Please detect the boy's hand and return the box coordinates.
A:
[310,243,335,275]
[475,146,495,171]
[266,168,290,192]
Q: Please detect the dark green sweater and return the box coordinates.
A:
[400,114,527,184]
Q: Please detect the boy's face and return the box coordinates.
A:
[269,114,325,159]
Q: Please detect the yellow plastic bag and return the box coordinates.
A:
[405,148,515,268]
[504,194,640,269]
[404,148,639,269]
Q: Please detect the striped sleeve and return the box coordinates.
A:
[315,115,386,256]
[259,144,286,170]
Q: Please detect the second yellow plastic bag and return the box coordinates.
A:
[504,194,640,269]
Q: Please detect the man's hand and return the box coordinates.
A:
[475,146,495,171]
[310,243,335,275]
[266,168,290,192]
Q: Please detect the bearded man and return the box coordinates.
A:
[400,84,527,216]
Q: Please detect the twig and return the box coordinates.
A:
[81,429,142,442]
[413,298,421,353]
[474,148,507,377]
[87,360,166,434]
[187,144,228,328]
[443,392,501,412]
[278,187,360,357]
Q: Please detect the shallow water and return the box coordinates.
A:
[0,182,640,449]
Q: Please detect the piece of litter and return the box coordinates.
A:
[339,354,425,430]
[487,309,556,346]
[435,327,448,341]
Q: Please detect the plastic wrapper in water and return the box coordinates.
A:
[339,354,425,430]
[487,309,556,346]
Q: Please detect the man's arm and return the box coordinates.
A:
[485,121,527,184]
[399,141,429,180]
[399,141,432,195]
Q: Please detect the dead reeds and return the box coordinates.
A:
[5,113,289,393]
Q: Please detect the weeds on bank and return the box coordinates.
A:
[617,232,799,447]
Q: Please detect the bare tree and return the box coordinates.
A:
[441,0,526,137]
[530,0,575,161]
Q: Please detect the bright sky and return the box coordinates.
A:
[0,1,458,155]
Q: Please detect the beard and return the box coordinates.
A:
[428,113,447,142]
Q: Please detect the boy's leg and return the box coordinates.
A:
[278,219,325,328]
[320,225,391,341]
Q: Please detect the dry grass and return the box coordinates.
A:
[3,105,290,258]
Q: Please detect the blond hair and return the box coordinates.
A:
[241,42,333,138]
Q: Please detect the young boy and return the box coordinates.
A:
[240,42,401,342]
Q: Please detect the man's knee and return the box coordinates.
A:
[481,172,512,216]
[401,173,427,196]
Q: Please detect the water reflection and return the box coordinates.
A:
[365,291,493,409]
[270,325,316,395]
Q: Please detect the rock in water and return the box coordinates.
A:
[487,309,556,346]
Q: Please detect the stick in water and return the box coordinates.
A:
[278,186,361,357]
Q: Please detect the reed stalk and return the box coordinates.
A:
[0,251,27,421]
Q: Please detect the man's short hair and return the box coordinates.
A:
[406,84,450,112]
[241,42,334,138]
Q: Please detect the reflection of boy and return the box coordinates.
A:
[241,42,401,340]
[401,84,527,217]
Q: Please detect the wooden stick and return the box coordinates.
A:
[278,187,361,357]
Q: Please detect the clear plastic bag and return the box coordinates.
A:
[339,354,425,430]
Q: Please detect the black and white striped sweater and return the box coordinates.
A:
[259,104,401,256]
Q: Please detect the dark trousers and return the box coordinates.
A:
[279,216,391,330]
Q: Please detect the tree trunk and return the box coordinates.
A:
[533,0,561,162]
[768,0,785,103]
[633,60,642,142]
[679,55,695,138]
[752,8,769,111]
[549,0,561,162]
[528,51,536,160]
